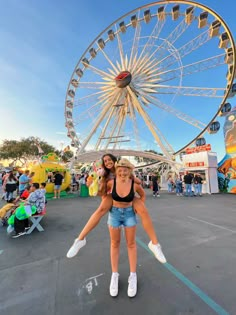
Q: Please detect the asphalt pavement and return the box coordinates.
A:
[0,191,236,315]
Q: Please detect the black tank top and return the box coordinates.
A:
[112,178,135,202]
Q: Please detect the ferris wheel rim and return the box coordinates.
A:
[64,0,236,158]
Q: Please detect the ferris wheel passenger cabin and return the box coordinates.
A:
[196,137,206,147]
[209,20,221,37]
[198,11,208,28]
[208,121,220,134]
[225,47,233,64]
[171,5,179,20]
[219,32,229,49]
[219,103,232,116]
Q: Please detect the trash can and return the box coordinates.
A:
[80,184,89,197]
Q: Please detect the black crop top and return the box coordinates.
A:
[111,178,135,202]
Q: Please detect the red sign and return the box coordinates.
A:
[185,162,205,167]
[186,144,211,154]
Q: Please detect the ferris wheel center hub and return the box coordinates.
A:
[115,71,132,88]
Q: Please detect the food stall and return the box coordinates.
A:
[182,149,219,194]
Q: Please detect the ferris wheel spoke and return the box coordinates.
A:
[111,114,126,149]
[73,107,101,125]
[95,91,125,149]
[78,81,115,90]
[129,10,142,70]
[142,93,206,130]
[115,25,127,71]
[95,107,117,150]
[84,63,115,80]
[74,90,110,107]
[153,85,224,97]
[138,17,166,61]
[78,90,121,152]
[130,109,142,151]
[127,86,172,159]
[132,54,159,78]
[73,91,114,124]
[102,109,125,149]
[158,53,225,84]
[148,14,191,63]
[158,29,212,71]
[97,45,120,75]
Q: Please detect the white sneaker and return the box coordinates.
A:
[148,241,167,263]
[109,273,119,297]
[66,238,86,258]
[128,273,137,297]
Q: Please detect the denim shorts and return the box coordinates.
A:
[54,185,61,190]
[107,206,137,228]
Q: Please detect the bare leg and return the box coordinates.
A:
[77,194,112,240]
[124,226,137,273]
[133,197,158,245]
[108,226,121,272]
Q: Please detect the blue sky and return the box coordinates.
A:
[0,0,235,161]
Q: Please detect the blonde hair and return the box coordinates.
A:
[115,158,134,169]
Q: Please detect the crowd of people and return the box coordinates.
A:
[0,169,46,238]
[166,172,203,197]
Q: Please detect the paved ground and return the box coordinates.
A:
[0,191,236,315]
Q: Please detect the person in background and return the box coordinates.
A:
[53,171,64,199]
[40,182,47,203]
[12,183,45,238]
[1,171,8,200]
[197,174,203,196]
[167,176,173,193]
[28,172,35,185]
[152,173,160,197]
[175,175,183,196]
[19,170,30,196]
[5,171,18,202]
[183,172,193,197]
[194,174,203,196]
[71,174,78,191]
[19,184,31,200]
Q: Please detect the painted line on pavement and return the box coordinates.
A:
[136,237,229,315]
[188,216,236,233]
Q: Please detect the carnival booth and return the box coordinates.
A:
[182,148,219,194]
[26,153,71,193]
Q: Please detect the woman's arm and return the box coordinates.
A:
[97,178,107,196]
[135,183,146,202]
[106,179,113,194]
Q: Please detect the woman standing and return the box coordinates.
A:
[5,171,18,202]
[107,159,144,297]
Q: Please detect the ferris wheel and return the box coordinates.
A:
[64,0,235,163]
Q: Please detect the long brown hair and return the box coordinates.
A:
[102,154,117,179]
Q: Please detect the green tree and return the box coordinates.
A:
[0,137,56,166]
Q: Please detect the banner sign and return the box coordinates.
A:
[185,161,205,167]
[186,144,211,154]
